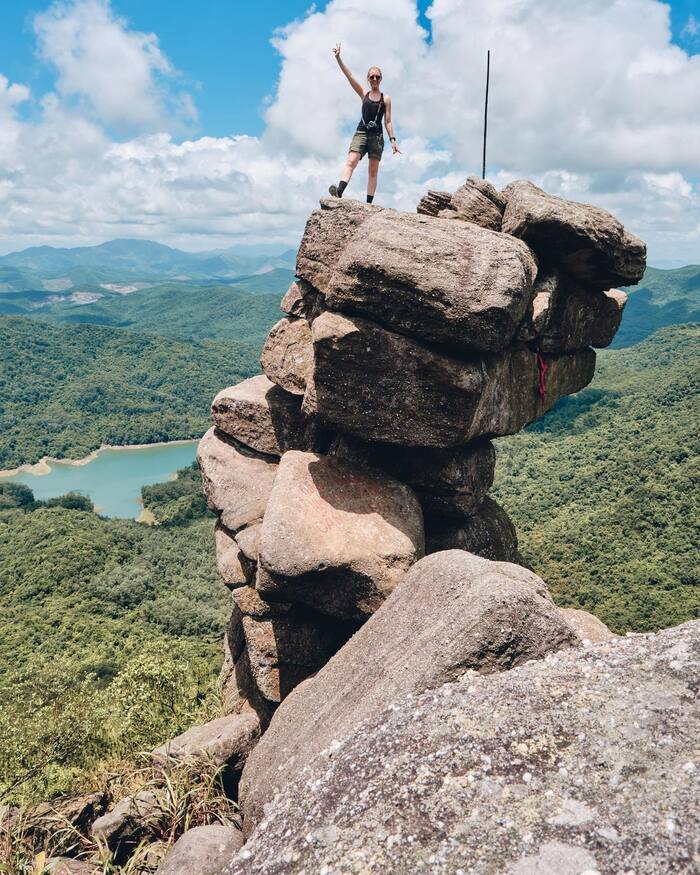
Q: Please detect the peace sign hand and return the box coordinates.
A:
[332,43,341,58]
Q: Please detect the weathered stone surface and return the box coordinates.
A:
[502,180,646,286]
[518,270,626,352]
[466,174,508,211]
[233,585,292,619]
[46,859,95,875]
[235,522,261,563]
[91,790,158,848]
[449,178,504,230]
[239,551,577,830]
[560,607,616,643]
[214,521,251,589]
[157,825,244,875]
[304,312,595,447]
[212,376,318,456]
[197,428,278,532]
[312,207,536,353]
[226,604,245,665]
[260,317,313,396]
[331,435,496,518]
[257,450,424,620]
[416,189,451,216]
[280,278,322,321]
[229,621,700,875]
[296,197,378,292]
[425,497,520,562]
[151,713,260,772]
[241,610,355,704]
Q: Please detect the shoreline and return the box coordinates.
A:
[0,438,199,478]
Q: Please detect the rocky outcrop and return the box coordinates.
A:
[239,551,578,831]
[157,825,243,875]
[196,180,644,794]
[151,713,260,775]
[228,620,700,874]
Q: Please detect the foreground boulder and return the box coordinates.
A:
[151,713,260,775]
[239,551,577,830]
[257,450,424,620]
[157,824,243,875]
[304,312,595,447]
[197,428,278,532]
[502,180,646,286]
[229,620,699,874]
[302,203,537,353]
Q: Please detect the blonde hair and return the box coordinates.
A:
[366,66,382,81]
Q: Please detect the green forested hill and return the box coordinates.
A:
[37,281,285,342]
[615,264,700,347]
[493,324,700,633]
[0,316,271,469]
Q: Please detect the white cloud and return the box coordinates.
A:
[33,0,195,131]
[0,0,698,265]
[681,15,699,40]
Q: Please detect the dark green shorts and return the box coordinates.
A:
[349,130,384,161]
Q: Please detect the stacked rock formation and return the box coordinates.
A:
[198,177,646,729]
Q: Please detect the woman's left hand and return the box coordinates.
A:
[391,141,401,155]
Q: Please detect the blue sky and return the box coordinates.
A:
[0,0,698,263]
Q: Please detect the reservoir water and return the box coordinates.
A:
[3,441,198,519]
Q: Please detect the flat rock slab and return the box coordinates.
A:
[151,713,260,773]
[212,376,317,457]
[502,180,646,286]
[228,621,699,875]
[331,436,496,518]
[197,428,278,532]
[257,450,424,620]
[425,496,520,562]
[304,312,595,447]
[416,189,451,216]
[239,550,577,831]
[300,203,536,353]
[157,824,243,875]
[260,317,313,396]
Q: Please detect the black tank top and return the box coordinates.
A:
[357,92,384,133]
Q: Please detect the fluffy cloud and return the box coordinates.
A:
[0,0,698,265]
[33,0,195,131]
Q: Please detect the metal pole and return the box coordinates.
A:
[482,50,490,180]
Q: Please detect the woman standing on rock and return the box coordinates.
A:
[328,44,400,204]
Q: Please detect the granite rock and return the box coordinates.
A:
[424,496,520,562]
[260,317,313,396]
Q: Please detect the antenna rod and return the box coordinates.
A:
[482,49,490,180]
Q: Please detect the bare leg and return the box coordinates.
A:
[367,158,380,197]
[341,151,361,184]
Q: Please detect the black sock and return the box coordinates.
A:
[337,180,347,197]
[366,194,374,204]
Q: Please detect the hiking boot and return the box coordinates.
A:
[328,184,339,197]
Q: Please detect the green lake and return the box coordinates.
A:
[4,441,198,519]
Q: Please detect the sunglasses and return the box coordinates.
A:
[369,75,382,80]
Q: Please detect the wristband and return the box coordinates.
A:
[390,137,396,142]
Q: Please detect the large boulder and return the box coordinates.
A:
[256,450,424,620]
[330,435,496,518]
[560,607,616,643]
[518,270,627,352]
[260,317,313,396]
[151,713,260,774]
[157,824,243,875]
[303,311,595,447]
[91,790,159,850]
[502,180,646,286]
[449,177,504,230]
[211,376,318,457]
[299,203,537,353]
[424,496,520,562]
[239,551,577,830]
[228,621,700,875]
[197,428,278,532]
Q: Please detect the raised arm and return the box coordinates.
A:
[332,44,365,98]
